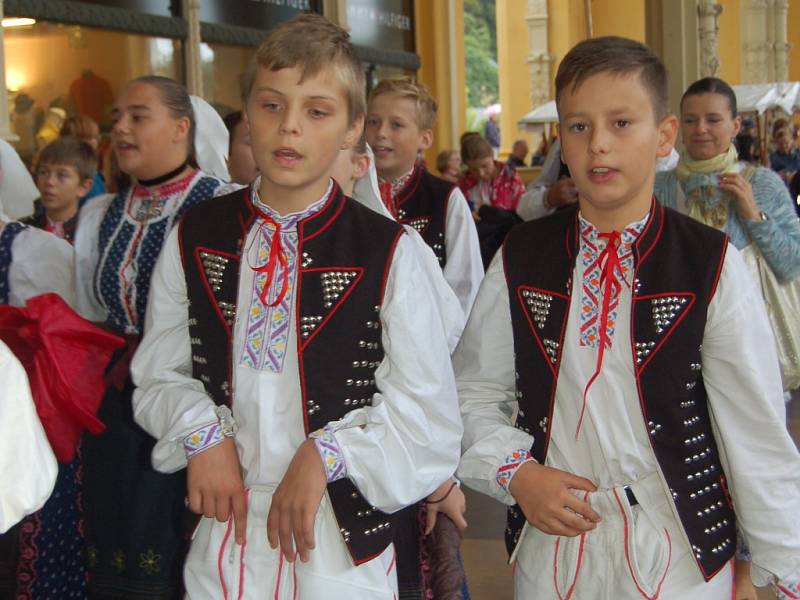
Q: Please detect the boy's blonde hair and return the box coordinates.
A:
[241,14,366,124]
[368,78,438,130]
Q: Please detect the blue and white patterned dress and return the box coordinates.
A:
[75,170,227,600]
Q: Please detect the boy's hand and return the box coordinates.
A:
[508,461,601,537]
[546,178,578,209]
[267,439,327,563]
[734,559,758,600]
[186,437,248,545]
[425,480,467,535]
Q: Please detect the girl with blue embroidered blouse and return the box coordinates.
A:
[73,76,232,600]
[654,77,800,283]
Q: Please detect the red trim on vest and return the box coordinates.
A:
[708,240,729,303]
[298,267,365,350]
[635,292,697,374]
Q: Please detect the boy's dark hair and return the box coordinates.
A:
[223,110,244,152]
[555,36,669,121]
[681,77,737,117]
[38,137,96,182]
[460,133,493,163]
[240,13,366,124]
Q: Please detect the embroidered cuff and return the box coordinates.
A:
[775,581,800,600]
[310,426,347,483]
[184,422,226,459]
[496,449,536,493]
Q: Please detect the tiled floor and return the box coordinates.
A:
[460,394,800,599]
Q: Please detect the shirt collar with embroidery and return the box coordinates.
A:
[250,176,332,230]
[379,167,415,202]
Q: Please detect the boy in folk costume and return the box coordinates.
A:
[366,78,483,315]
[131,14,462,600]
[455,37,800,599]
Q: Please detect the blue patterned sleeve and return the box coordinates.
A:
[745,168,800,281]
[653,171,680,210]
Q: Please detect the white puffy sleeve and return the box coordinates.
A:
[325,233,464,513]
[702,244,800,587]
[9,227,75,309]
[454,251,534,505]
[0,341,57,533]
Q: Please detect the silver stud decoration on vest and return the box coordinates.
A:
[301,252,313,268]
[635,340,656,364]
[321,270,358,309]
[301,315,323,338]
[218,301,236,327]
[200,251,230,292]
[650,296,688,334]
[543,339,559,364]
[521,289,552,329]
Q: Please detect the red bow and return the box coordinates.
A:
[576,230,627,438]
[379,181,397,218]
[250,206,290,307]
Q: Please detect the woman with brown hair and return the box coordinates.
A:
[74,75,231,599]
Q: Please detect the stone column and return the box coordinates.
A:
[182,0,203,96]
[773,0,791,81]
[0,0,18,141]
[697,1,723,78]
[526,0,552,111]
[742,0,772,83]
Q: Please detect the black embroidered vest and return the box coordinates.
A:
[503,200,735,580]
[394,166,452,268]
[177,185,406,564]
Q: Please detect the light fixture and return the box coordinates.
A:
[6,69,25,92]
[2,18,36,28]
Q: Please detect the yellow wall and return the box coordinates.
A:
[789,0,800,81]
[414,0,467,167]
[717,0,741,84]
[497,0,534,156]
[590,0,645,42]
[548,0,588,99]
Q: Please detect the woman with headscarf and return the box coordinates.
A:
[654,77,800,282]
[654,76,800,600]
[73,76,231,599]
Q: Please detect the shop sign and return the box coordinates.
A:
[76,0,173,18]
[346,0,413,53]
[200,0,319,30]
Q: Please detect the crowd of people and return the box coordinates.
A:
[0,14,799,600]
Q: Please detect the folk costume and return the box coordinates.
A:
[355,150,470,599]
[0,177,120,599]
[73,96,233,599]
[455,200,800,599]
[131,178,462,600]
[21,202,79,245]
[376,163,483,315]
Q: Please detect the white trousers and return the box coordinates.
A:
[184,486,398,600]
[513,472,735,599]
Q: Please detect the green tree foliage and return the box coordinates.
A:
[464,0,498,108]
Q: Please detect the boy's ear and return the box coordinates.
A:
[353,154,370,180]
[419,128,433,152]
[79,177,94,197]
[342,115,365,150]
[656,114,679,158]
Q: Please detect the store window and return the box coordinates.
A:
[4,20,181,164]
[200,42,252,115]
